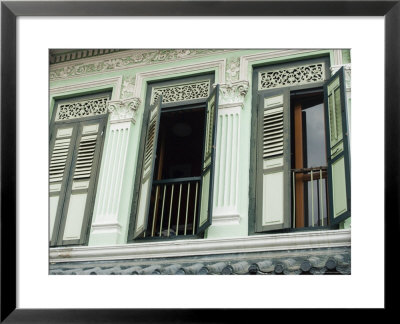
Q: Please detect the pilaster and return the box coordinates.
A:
[211,81,249,226]
[89,97,141,245]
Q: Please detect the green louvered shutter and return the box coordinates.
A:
[53,119,107,246]
[255,89,291,232]
[132,97,162,239]
[324,67,351,224]
[197,85,219,234]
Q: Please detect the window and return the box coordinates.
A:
[252,59,351,233]
[128,76,218,240]
[49,93,109,246]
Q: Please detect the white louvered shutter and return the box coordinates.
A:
[256,90,291,232]
[324,67,351,224]
[56,121,105,246]
[197,85,219,234]
[49,126,78,243]
[132,97,162,239]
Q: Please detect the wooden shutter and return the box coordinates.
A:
[49,125,78,243]
[51,118,106,246]
[255,89,291,232]
[197,85,219,234]
[324,67,351,224]
[132,97,162,239]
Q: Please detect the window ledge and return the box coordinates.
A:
[50,228,350,263]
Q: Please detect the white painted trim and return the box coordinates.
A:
[212,212,241,225]
[239,49,324,81]
[133,59,226,98]
[218,103,243,111]
[91,221,122,230]
[50,76,123,101]
[50,229,351,263]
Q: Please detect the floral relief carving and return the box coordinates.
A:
[50,49,231,80]
[55,97,109,121]
[151,80,210,105]
[121,75,135,99]
[107,97,141,122]
[218,80,249,106]
[226,57,240,83]
[259,63,326,90]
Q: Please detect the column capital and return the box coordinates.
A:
[216,80,249,107]
[107,97,141,123]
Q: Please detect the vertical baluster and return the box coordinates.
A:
[176,183,182,236]
[192,182,199,235]
[167,184,174,236]
[292,171,296,228]
[320,168,324,226]
[151,185,159,236]
[311,170,314,227]
[159,184,166,237]
[184,182,190,235]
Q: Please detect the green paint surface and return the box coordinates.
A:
[50,49,350,245]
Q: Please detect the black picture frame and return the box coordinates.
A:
[1,0,398,322]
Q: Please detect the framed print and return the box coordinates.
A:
[1,0,399,322]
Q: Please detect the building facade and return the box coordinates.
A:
[49,49,351,275]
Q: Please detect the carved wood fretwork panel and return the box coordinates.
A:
[151,80,210,105]
[55,97,109,121]
[259,63,326,90]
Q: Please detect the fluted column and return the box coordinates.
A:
[212,80,249,225]
[88,97,141,245]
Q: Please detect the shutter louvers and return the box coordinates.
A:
[73,134,97,180]
[49,138,71,183]
[263,107,284,158]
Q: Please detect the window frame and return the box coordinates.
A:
[127,73,216,242]
[248,56,341,235]
[49,91,110,246]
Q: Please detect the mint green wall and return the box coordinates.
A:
[49,49,351,245]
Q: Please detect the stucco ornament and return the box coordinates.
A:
[218,80,249,106]
[50,49,232,80]
[107,97,141,123]
[226,57,240,82]
[121,75,136,99]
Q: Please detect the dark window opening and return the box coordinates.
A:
[291,90,329,228]
[145,106,206,238]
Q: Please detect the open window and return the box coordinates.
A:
[254,63,350,232]
[129,84,219,240]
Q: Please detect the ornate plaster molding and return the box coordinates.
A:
[225,57,240,83]
[49,229,351,263]
[218,80,249,107]
[107,97,141,123]
[49,49,233,81]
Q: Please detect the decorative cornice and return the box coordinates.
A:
[49,229,351,263]
[50,49,124,64]
[49,49,233,81]
[107,97,141,123]
[218,80,249,107]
